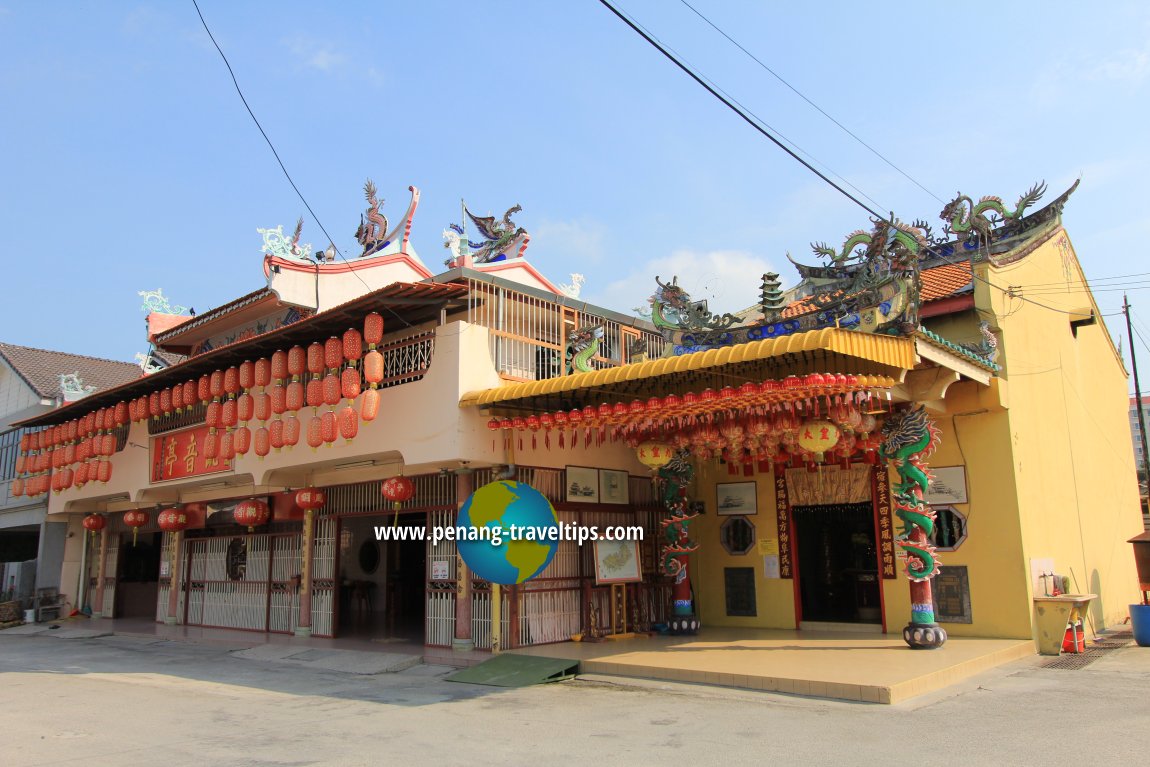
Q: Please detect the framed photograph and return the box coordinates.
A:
[599,469,630,505]
[716,481,757,515]
[593,539,642,584]
[565,465,600,503]
[926,466,968,505]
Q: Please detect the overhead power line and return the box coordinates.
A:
[190,0,375,294]
[675,0,944,205]
[597,0,885,220]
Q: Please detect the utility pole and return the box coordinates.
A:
[1123,294,1150,486]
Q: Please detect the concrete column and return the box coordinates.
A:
[452,469,474,651]
[165,530,182,625]
[93,526,108,616]
[295,508,315,637]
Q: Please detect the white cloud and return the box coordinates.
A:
[281,35,348,73]
[1089,44,1150,84]
[533,218,608,264]
[585,248,779,320]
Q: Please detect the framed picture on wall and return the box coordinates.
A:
[716,481,757,515]
[593,539,643,584]
[565,465,600,503]
[599,469,630,505]
[926,466,968,504]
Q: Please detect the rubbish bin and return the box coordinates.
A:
[1131,604,1150,647]
[24,609,35,623]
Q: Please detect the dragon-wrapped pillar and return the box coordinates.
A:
[658,450,701,634]
[880,406,947,649]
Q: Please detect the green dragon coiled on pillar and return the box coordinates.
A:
[657,449,700,576]
[880,406,942,582]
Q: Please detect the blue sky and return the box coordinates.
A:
[3,1,1150,371]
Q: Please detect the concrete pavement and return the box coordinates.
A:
[1,629,1148,766]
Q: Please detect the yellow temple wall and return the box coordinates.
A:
[981,230,1143,632]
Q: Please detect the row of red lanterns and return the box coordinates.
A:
[13,311,390,496]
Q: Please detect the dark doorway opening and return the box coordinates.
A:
[337,514,425,643]
[117,531,162,619]
[793,502,880,624]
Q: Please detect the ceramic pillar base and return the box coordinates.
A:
[903,622,947,649]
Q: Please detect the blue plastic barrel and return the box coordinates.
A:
[1131,604,1150,647]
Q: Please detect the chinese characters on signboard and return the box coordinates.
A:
[774,474,792,578]
[872,464,897,579]
[150,426,232,483]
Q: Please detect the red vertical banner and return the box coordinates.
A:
[873,464,897,579]
[775,472,792,579]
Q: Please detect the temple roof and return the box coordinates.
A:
[0,343,139,401]
[779,262,974,321]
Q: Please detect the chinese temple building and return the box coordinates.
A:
[12,179,1143,664]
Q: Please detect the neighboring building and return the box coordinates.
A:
[12,179,1143,657]
[0,343,138,606]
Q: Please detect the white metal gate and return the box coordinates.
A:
[184,532,301,633]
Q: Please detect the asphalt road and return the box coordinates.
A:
[1,631,1147,767]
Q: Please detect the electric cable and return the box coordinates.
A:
[676,0,944,204]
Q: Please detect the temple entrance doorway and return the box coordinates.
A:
[793,502,881,626]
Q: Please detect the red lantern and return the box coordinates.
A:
[234,499,270,531]
[324,336,343,371]
[221,399,238,428]
[254,427,270,458]
[114,401,129,426]
[11,477,24,497]
[124,509,149,546]
[307,342,325,376]
[341,368,361,401]
[271,350,289,383]
[363,350,384,387]
[361,388,380,422]
[364,312,384,348]
[255,358,271,389]
[96,460,112,484]
[307,415,323,450]
[204,432,219,460]
[239,360,254,391]
[321,410,337,446]
[253,392,271,422]
[269,419,285,452]
[323,373,341,407]
[82,513,106,538]
[182,381,196,410]
[172,385,185,414]
[209,370,224,399]
[306,378,324,410]
[282,415,300,448]
[270,384,287,415]
[149,391,161,420]
[287,346,306,381]
[381,475,414,524]
[219,431,236,461]
[295,487,327,512]
[157,507,190,533]
[198,375,211,404]
[237,392,254,423]
[339,405,358,442]
[224,366,240,396]
[234,426,252,456]
[343,328,363,366]
[286,380,304,412]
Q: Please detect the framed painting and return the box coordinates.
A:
[599,469,630,505]
[593,539,643,584]
[565,465,600,503]
[926,466,968,505]
[716,481,757,515]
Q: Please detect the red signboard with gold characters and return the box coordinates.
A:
[151,426,232,482]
